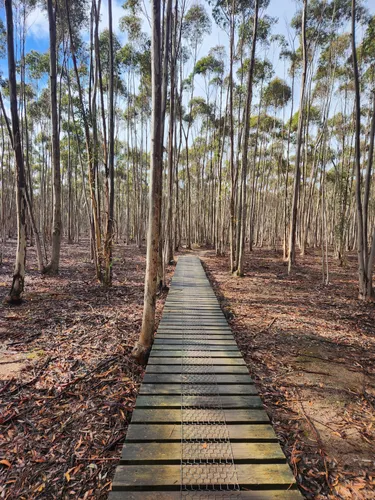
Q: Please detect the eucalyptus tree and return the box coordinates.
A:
[192,52,223,245]
[262,76,291,251]
[103,0,115,286]
[133,0,164,364]
[288,0,308,274]
[236,0,265,276]
[181,2,211,248]
[4,0,27,303]
[351,1,375,300]
[44,0,62,275]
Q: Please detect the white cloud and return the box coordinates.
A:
[25,1,126,44]
[26,5,49,40]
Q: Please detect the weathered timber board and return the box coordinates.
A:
[145,364,250,374]
[121,442,287,463]
[142,374,253,384]
[111,464,297,490]
[155,334,234,339]
[130,409,270,424]
[125,424,279,442]
[148,357,246,365]
[109,492,302,499]
[153,339,237,345]
[139,383,257,395]
[148,350,243,357]
[134,395,264,409]
[109,256,301,498]
[152,344,239,350]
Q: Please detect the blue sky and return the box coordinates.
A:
[0,0,374,111]
[14,0,373,82]
[0,0,318,77]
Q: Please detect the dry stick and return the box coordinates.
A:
[7,356,55,396]
[307,416,345,437]
[257,317,276,333]
[0,379,14,394]
[295,387,330,487]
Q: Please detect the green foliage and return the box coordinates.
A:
[249,113,282,133]
[289,105,321,132]
[189,97,213,120]
[25,50,50,80]
[182,4,211,47]
[57,0,90,46]
[119,14,142,40]
[238,14,276,49]
[263,77,292,109]
[237,57,274,83]
[362,16,375,62]
[209,0,270,29]
[0,19,6,59]
[194,55,224,77]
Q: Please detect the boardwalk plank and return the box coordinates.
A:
[153,339,237,345]
[152,344,239,350]
[126,424,278,442]
[142,374,253,384]
[110,492,302,499]
[139,384,257,395]
[148,357,246,365]
[130,409,270,424]
[111,463,297,490]
[148,350,242,357]
[120,442,286,463]
[135,395,263,408]
[145,365,250,374]
[109,256,301,498]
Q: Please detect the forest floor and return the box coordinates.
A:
[200,248,375,499]
[0,240,173,499]
[1,242,375,499]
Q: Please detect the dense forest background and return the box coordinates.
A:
[0,0,375,302]
[1,1,375,498]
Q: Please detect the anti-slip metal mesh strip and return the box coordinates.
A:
[179,260,240,499]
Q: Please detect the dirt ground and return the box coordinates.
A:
[0,240,173,499]
[1,241,375,499]
[200,248,375,499]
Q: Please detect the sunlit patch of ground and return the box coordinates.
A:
[201,248,375,499]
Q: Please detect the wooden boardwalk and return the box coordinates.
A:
[110,256,301,499]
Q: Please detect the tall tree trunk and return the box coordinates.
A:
[165,7,177,264]
[65,0,102,279]
[229,5,236,272]
[5,0,27,303]
[103,0,115,286]
[236,0,259,276]
[133,0,163,364]
[45,0,62,275]
[352,0,366,298]
[352,0,373,300]
[288,0,307,274]
[364,94,375,298]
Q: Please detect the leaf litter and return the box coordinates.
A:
[201,248,375,499]
[0,240,173,499]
